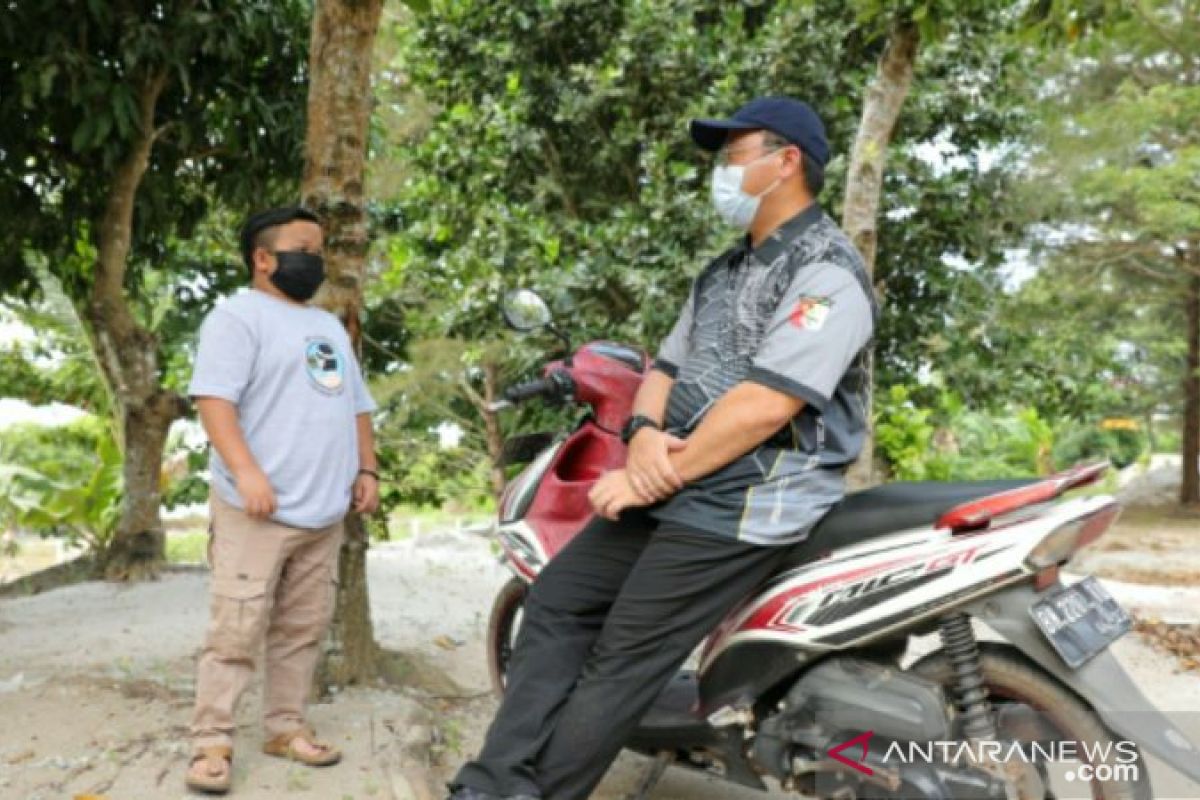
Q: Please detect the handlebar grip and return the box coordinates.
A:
[502,370,576,405]
[504,378,555,403]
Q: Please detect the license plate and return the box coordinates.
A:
[1030,576,1132,668]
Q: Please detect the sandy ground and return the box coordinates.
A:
[2,520,1200,800]
[0,533,762,800]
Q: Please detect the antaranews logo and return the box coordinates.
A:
[826,732,1141,784]
[827,730,875,776]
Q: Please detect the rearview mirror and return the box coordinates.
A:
[501,289,553,332]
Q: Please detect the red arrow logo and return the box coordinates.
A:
[827,730,875,776]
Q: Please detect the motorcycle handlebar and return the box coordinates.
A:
[501,370,575,406]
[504,377,555,403]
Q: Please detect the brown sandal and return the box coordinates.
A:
[262,726,342,767]
[185,745,233,795]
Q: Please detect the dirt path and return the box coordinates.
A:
[2,527,1200,799]
[1071,505,1200,589]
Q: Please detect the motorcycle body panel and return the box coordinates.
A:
[485,330,1199,794]
[964,582,1200,784]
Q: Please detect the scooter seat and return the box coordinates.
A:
[784,478,1040,566]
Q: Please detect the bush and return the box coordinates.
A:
[1151,425,1181,455]
[166,530,208,565]
[875,385,1054,481]
[1052,425,1145,470]
[0,417,122,557]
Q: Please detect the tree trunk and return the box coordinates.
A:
[302,0,384,686]
[1181,271,1200,506]
[841,23,919,491]
[99,395,182,578]
[82,70,187,581]
[321,513,377,687]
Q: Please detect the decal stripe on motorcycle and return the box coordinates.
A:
[813,568,1026,646]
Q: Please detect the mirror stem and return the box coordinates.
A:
[548,323,572,357]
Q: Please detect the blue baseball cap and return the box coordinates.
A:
[690,96,830,167]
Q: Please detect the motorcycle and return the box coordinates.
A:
[483,288,1200,800]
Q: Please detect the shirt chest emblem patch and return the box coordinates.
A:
[789,296,831,331]
[305,337,345,394]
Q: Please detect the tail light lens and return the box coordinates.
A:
[1025,501,1122,571]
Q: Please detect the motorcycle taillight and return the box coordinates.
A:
[1025,501,1122,571]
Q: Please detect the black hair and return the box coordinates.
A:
[238,206,321,274]
[763,132,825,197]
[802,157,826,196]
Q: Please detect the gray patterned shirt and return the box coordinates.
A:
[650,204,877,545]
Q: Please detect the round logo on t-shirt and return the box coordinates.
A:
[304,337,345,394]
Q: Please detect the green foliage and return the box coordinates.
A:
[924,261,1155,420]
[0,418,123,555]
[875,386,940,480]
[0,1,311,301]
[1010,0,1199,421]
[0,3,312,564]
[378,443,495,513]
[1153,425,1183,455]
[0,464,54,536]
[166,530,209,565]
[875,384,1056,480]
[1053,425,1146,470]
[370,0,1029,501]
[0,271,109,415]
[874,378,1152,482]
[915,1,1198,447]
[0,417,114,494]
[161,436,211,511]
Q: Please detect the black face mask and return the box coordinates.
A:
[269,251,325,302]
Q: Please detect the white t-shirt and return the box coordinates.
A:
[188,289,377,529]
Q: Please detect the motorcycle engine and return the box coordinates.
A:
[752,659,1012,799]
[752,658,951,779]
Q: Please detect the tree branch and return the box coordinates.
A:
[1132,1,1200,71]
[842,22,920,273]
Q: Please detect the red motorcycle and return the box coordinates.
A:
[483,289,1197,800]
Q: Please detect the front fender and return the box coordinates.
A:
[963,582,1200,784]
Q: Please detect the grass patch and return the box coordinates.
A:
[385,505,491,540]
[166,529,208,565]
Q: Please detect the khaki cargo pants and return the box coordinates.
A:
[191,491,344,750]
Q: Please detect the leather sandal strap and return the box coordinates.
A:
[191,745,233,775]
[291,728,334,752]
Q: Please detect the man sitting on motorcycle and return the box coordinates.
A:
[448,96,878,800]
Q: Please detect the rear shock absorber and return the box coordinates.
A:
[938,612,997,741]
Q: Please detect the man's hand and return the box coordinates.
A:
[235,465,277,518]
[353,472,380,514]
[589,469,650,521]
[625,428,687,502]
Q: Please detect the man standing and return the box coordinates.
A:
[449,97,877,800]
[185,207,380,795]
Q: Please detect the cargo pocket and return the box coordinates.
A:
[208,576,270,660]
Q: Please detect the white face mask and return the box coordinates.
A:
[710,149,783,229]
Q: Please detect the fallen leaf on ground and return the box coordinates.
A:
[6,749,35,764]
[1133,616,1200,671]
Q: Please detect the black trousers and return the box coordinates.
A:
[452,510,801,800]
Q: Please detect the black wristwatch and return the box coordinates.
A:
[621,414,661,445]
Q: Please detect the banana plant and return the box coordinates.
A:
[0,434,123,563]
